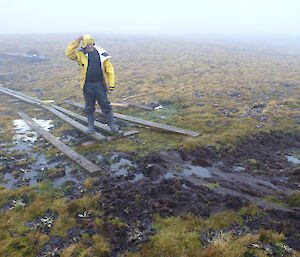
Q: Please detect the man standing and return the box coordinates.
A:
[65,34,119,133]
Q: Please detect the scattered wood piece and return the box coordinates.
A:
[65,100,201,137]
[19,112,102,173]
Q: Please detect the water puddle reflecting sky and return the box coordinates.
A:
[287,155,300,165]
[182,164,212,178]
[13,118,53,143]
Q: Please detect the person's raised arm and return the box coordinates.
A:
[65,35,83,61]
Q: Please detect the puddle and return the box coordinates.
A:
[287,156,300,165]
[13,140,34,151]
[59,134,77,143]
[233,166,246,172]
[1,173,19,189]
[181,183,188,189]
[130,173,144,183]
[13,118,53,143]
[182,164,211,178]
[53,166,80,187]
[162,172,175,179]
[110,157,135,177]
[0,151,78,189]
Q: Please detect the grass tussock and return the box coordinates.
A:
[258,229,285,244]
[288,190,300,207]
[140,216,202,257]
[200,232,259,257]
[60,235,111,257]
[123,204,265,257]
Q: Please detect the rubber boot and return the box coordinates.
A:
[106,110,119,133]
[86,113,95,134]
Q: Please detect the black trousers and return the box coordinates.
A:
[83,81,112,115]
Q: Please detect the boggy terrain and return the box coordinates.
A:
[0,127,299,256]
[0,34,300,256]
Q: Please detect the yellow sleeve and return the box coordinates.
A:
[104,59,115,89]
[65,40,81,61]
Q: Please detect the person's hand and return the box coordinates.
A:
[77,35,83,42]
[109,85,115,94]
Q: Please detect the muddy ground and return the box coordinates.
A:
[1,129,300,256]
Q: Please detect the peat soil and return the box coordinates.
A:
[1,131,300,256]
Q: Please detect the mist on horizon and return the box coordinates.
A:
[1,0,300,39]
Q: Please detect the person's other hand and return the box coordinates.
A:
[77,35,83,42]
[109,85,115,94]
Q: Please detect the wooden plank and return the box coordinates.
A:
[19,112,102,173]
[122,101,153,111]
[42,105,108,142]
[0,87,108,142]
[0,87,139,138]
[0,87,42,106]
[0,87,43,103]
[110,101,154,111]
[111,102,129,108]
[65,100,201,137]
[50,104,113,134]
[50,104,140,137]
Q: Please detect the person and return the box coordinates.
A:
[65,34,119,133]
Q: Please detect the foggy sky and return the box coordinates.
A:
[1,0,300,37]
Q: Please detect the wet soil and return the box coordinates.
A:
[60,132,300,255]
[1,131,300,256]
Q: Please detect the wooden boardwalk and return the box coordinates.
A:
[0,87,108,141]
[1,86,200,137]
[65,100,201,137]
[19,112,102,173]
[50,104,139,137]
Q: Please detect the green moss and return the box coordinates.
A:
[263,195,287,207]
[108,216,129,228]
[35,180,53,191]
[204,182,220,190]
[247,159,257,165]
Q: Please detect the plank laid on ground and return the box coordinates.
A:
[19,112,102,173]
[0,86,43,103]
[50,104,113,134]
[110,101,153,111]
[111,102,129,108]
[123,101,154,111]
[0,87,43,106]
[0,87,108,142]
[43,105,108,141]
[65,100,201,137]
[50,104,140,137]
[0,87,139,138]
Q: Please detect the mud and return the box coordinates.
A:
[47,131,299,255]
[1,131,300,256]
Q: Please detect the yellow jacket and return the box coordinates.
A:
[65,39,115,91]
